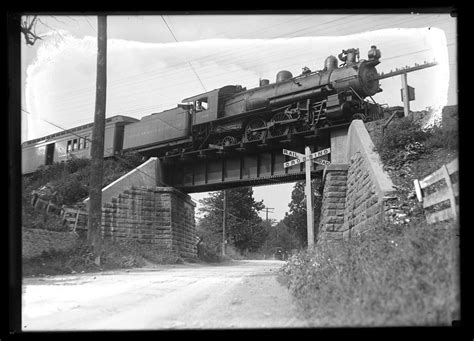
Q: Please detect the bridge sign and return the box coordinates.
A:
[313,158,331,166]
[283,158,303,168]
[283,149,304,159]
[282,146,331,248]
[304,147,331,161]
[283,147,331,168]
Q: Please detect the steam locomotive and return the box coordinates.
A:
[22,45,385,174]
[123,45,383,155]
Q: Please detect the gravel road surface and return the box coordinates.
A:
[22,260,311,331]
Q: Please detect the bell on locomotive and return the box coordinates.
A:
[368,45,381,61]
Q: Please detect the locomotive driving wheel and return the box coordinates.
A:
[244,119,267,142]
[269,112,292,137]
[217,136,239,146]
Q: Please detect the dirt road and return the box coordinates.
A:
[22,260,311,330]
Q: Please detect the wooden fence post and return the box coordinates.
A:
[74,208,80,232]
[442,164,460,321]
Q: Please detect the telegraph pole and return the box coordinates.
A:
[264,207,275,222]
[376,61,437,117]
[88,15,107,266]
[304,147,315,248]
[401,72,410,116]
[222,190,227,257]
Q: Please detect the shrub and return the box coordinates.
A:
[22,201,67,231]
[376,117,431,163]
[53,175,89,205]
[64,157,91,174]
[280,219,459,326]
[424,124,458,150]
[382,117,430,150]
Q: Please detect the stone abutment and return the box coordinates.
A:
[318,120,395,243]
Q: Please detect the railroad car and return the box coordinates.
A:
[22,115,138,174]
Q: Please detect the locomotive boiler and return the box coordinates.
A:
[123,45,383,155]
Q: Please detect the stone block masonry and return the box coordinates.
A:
[317,120,395,244]
[101,186,197,259]
[343,152,384,239]
[318,165,348,242]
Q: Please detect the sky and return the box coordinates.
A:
[20,12,457,222]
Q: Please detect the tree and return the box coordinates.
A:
[197,188,266,256]
[260,220,301,255]
[20,15,43,46]
[87,15,107,266]
[283,179,323,246]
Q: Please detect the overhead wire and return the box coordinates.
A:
[25,15,454,135]
[21,107,170,186]
[50,34,440,109]
[46,13,448,98]
[28,40,447,129]
[43,13,448,103]
[161,15,207,92]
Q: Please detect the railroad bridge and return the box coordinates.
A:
[146,123,343,193]
[84,120,395,257]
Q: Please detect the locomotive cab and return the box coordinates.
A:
[182,85,245,126]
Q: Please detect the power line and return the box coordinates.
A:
[45,13,453,99]
[46,41,445,116]
[25,15,453,137]
[161,15,207,92]
[21,107,169,186]
[25,39,445,139]
[48,36,441,108]
[49,38,448,109]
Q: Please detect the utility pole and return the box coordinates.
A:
[88,15,107,266]
[400,72,410,117]
[264,207,275,222]
[305,146,315,248]
[375,61,437,117]
[222,190,227,257]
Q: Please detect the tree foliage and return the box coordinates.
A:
[283,179,323,247]
[260,220,302,255]
[197,188,266,256]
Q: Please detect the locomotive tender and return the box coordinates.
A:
[23,45,384,174]
[123,45,383,155]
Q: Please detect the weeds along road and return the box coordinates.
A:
[22,260,311,330]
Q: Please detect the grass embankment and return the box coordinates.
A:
[279,218,458,326]
[23,238,189,277]
[279,106,459,326]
